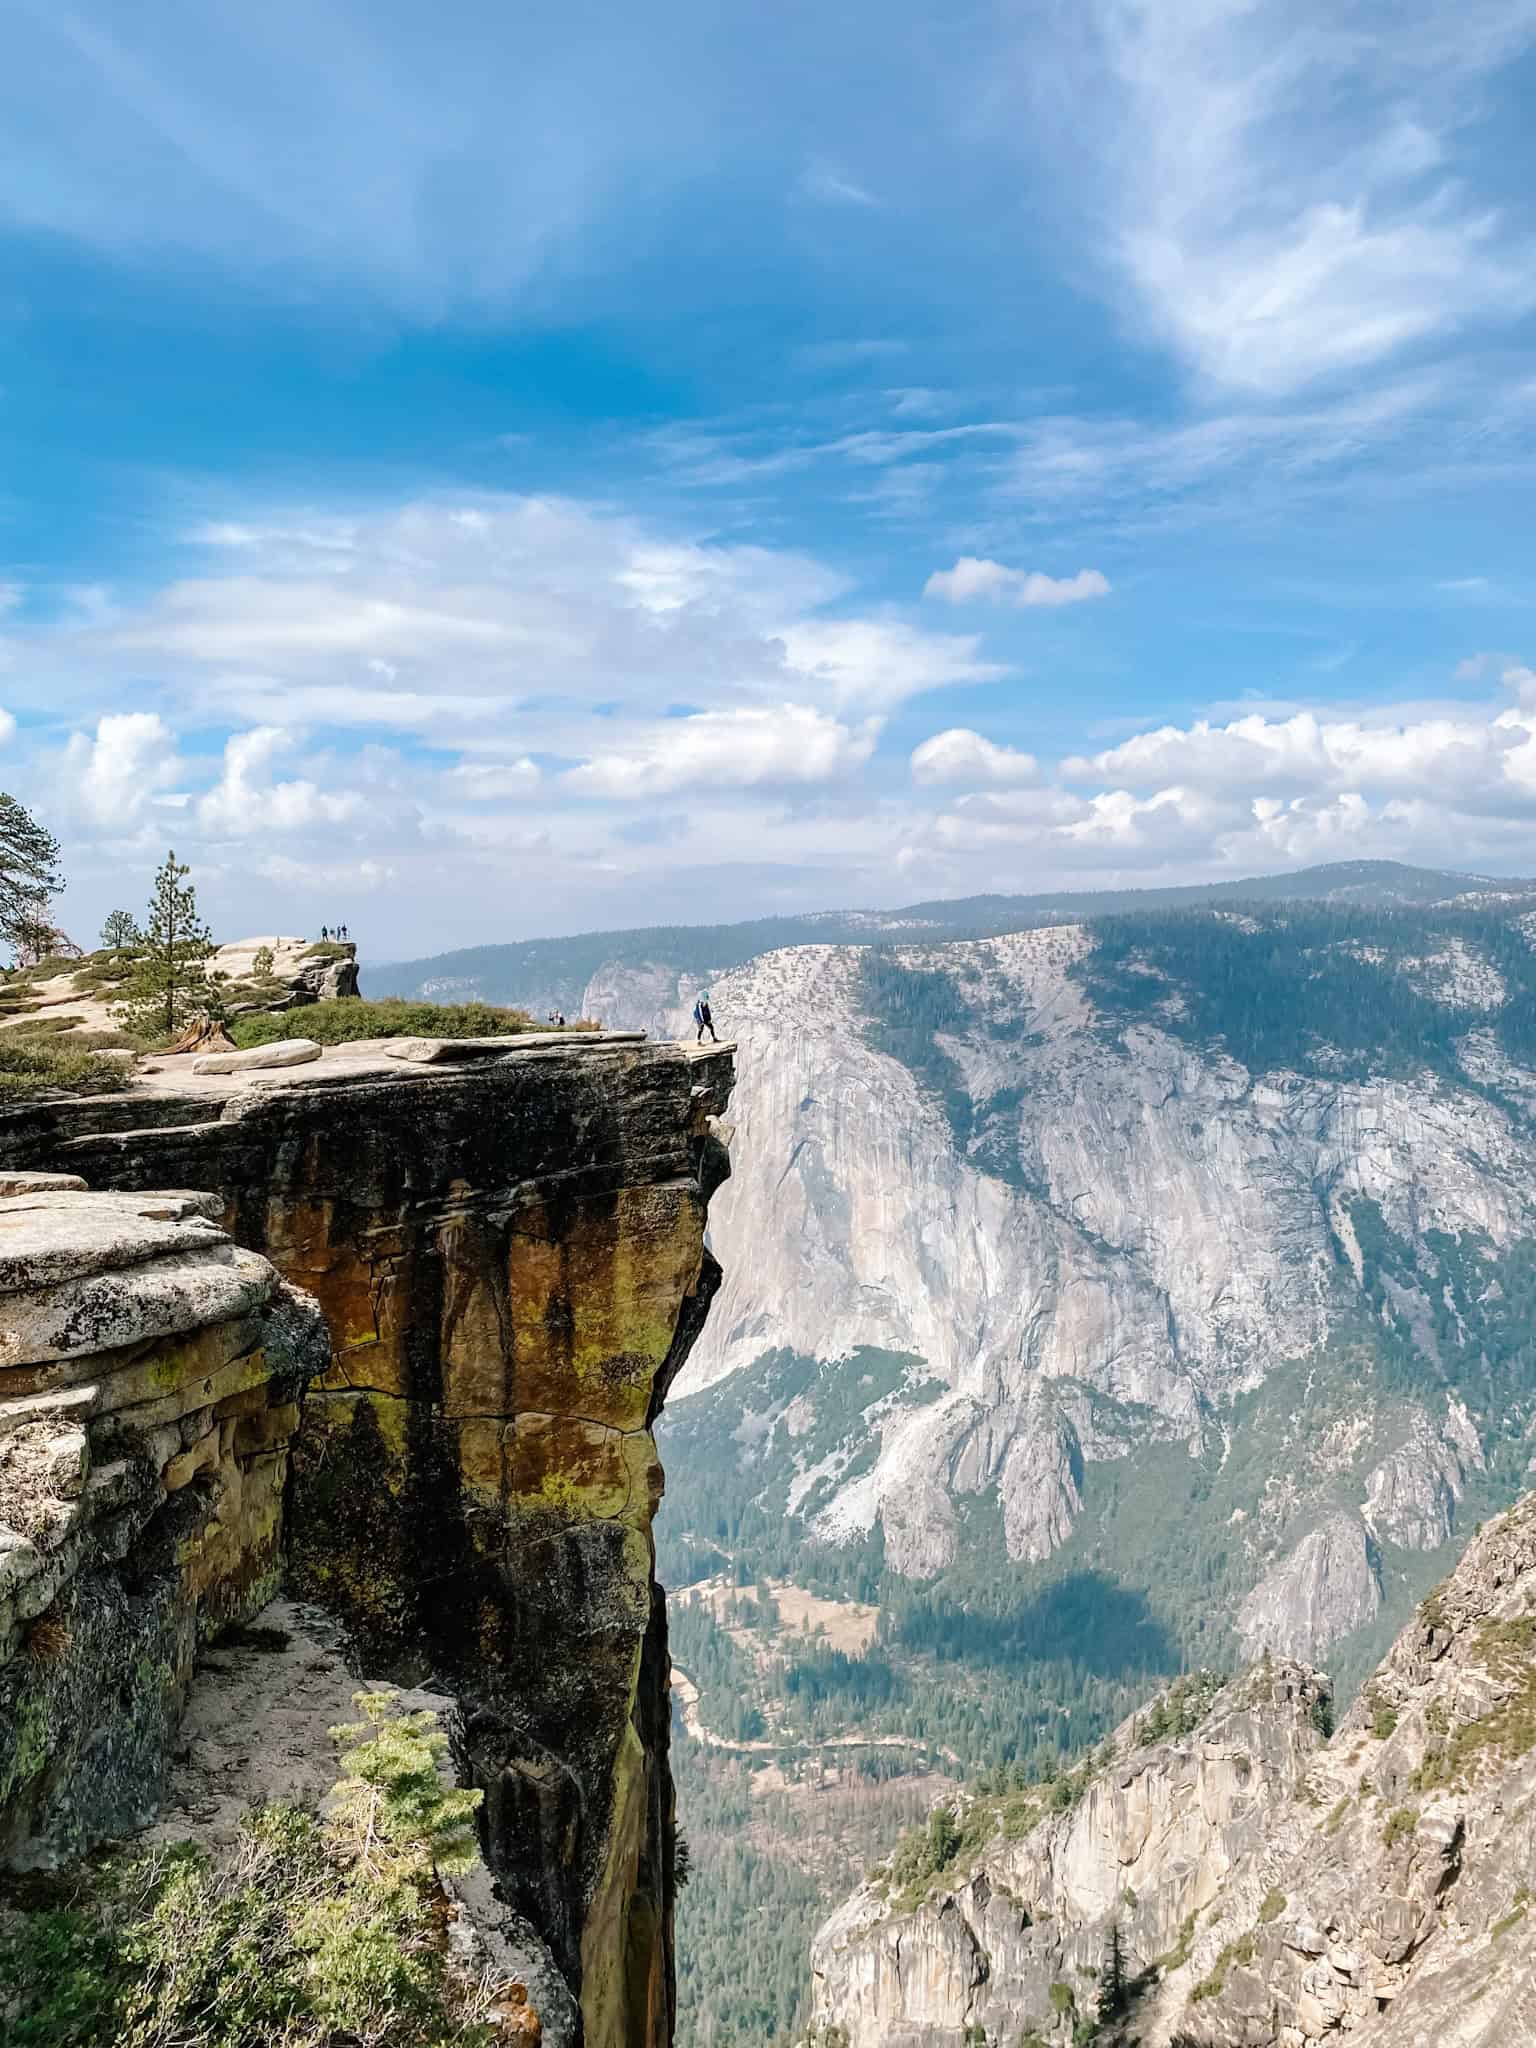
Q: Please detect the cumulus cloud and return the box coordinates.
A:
[444,758,542,800]
[911,728,1040,787]
[935,782,1242,864]
[62,713,179,828]
[923,559,1111,607]
[774,618,1004,711]
[197,728,362,839]
[1062,706,1535,812]
[563,705,879,800]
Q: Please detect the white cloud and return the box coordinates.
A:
[1063,706,1532,811]
[196,727,362,839]
[444,759,542,800]
[62,712,179,827]
[8,494,989,745]
[933,782,1244,865]
[563,704,879,800]
[799,159,879,208]
[1060,0,1536,392]
[924,558,1111,607]
[0,708,15,746]
[910,728,1040,787]
[775,617,1005,711]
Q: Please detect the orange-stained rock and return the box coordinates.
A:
[9,1038,736,2048]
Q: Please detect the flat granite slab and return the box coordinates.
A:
[124,1029,736,1105]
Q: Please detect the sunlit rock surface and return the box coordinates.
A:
[616,925,1536,1663]
[0,1183,326,1867]
[808,1491,1536,2047]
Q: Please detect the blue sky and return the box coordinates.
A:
[4,0,1536,953]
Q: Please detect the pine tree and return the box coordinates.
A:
[1097,1918,1129,2025]
[0,792,62,955]
[327,1689,483,1881]
[112,850,215,1038]
[99,908,140,951]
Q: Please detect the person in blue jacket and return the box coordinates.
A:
[693,990,719,1044]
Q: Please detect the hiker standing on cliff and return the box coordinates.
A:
[693,990,719,1044]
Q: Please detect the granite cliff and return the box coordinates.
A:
[648,903,1536,1678]
[807,1486,1536,2047]
[0,1030,734,2048]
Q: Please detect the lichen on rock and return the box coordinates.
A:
[2,1034,736,2048]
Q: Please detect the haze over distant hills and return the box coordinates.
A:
[366,861,1535,1015]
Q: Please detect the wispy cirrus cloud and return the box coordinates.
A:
[798,158,879,208]
[1048,0,1536,393]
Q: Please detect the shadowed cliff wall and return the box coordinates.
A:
[2,1038,735,2048]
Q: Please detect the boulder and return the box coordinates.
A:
[192,1039,322,1075]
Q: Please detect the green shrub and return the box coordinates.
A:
[1157,1911,1198,1971]
[1191,1932,1256,2002]
[1137,1670,1224,1745]
[1382,1807,1417,1849]
[0,1034,124,1100]
[230,998,538,1049]
[0,1690,492,2048]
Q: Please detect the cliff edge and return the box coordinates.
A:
[0,1033,735,2048]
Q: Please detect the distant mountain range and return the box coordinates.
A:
[370,856,1536,2048]
[365,860,1536,1015]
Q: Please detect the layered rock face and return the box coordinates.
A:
[810,1664,1329,2048]
[0,1174,327,1866]
[205,933,361,1007]
[3,1036,735,2048]
[808,1489,1536,2048]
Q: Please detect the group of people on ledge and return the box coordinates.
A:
[318,923,351,941]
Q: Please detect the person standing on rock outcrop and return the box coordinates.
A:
[694,990,719,1044]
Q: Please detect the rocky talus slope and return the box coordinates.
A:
[808,1489,1536,2047]
[0,1032,735,2048]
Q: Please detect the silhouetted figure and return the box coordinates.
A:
[694,991,719,1044]
[320,925,329,940]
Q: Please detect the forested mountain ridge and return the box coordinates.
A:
[367,860,1533,1017]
